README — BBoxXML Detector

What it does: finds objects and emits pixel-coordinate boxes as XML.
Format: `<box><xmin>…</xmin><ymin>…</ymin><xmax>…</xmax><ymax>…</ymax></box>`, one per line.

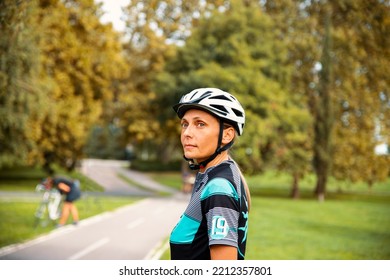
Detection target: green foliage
<box><xmin>119</xmin><ymin>0</ymin><xmax>181</xmax><ymax>150</ymax></box>
<box><xmin>264</xmin><ymin>0</ymin><xmax>390</xmax><ymax>196</ymax></box>
<box><xmin>36</xmin><ymin>0</ymin><xmax>127</xmax><ymax>170</ymax></box>
<box><xmin>84</xmin><ymin>124</ymin><xmax>126</xmax><ymax>160</ymax></box>
<box><xmin>131</xmin><ymin>159</ymin><xmax>182</xmax><ymax>172</ymax></box>
<box><xmin>329</xmin><ymin>0</ymin><xmax>390</xmax><ymax>187</ymax></box>
<box><xmin>0</xmin><ymin>0</ymin><xmax>45</xmax><ymax>168</ymax></box>
<box><xmin>0</xmin><ymin>0</ymin><xmax>128</xmax><ymax>171</ymax></box>
<box><xmin>155</xmin><ymin>0</ymin><xmax>312</xmax><ymax>178</ymax></box>
<box><xmin>0</xmin><ymin>0</ymin><xmax>388</xmax><ymax>197</ymax></box>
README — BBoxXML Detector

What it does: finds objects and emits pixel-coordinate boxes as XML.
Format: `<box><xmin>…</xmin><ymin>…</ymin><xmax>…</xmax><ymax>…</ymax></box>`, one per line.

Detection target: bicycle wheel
<box><xmin>34</xmin><ymin>202</ymin><xmax>50</xmax><ymax>228</ymax></box>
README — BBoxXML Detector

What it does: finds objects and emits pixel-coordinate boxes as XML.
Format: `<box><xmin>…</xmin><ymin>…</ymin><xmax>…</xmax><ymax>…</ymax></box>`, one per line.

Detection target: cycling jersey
<box><xmin>170</xmin><ymin>160</ymin><xmax>249</xmax><ymax>260</ymax></box>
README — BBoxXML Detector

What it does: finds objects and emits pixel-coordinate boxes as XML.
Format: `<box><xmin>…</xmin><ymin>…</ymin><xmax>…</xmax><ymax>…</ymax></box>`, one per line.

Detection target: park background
<box><xmin>0</xmin><ymin>0</ymin><xmax>389</xmax><ymax>259</ymax></box>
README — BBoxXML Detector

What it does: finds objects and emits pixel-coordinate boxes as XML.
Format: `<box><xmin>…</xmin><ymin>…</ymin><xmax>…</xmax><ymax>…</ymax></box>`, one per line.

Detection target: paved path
<box><xmin>80</xmin><ymin>159</ymin><xmax>176</xmax><ymax>196</ymax></box>
<box><xmin>0</xmin><ymin>159</ymin><xmax>189</xmax><ymax>260</ymax></box>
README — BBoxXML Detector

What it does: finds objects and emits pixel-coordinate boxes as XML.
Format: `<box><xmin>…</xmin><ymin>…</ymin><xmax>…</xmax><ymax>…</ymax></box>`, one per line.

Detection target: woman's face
<box><xmin>180</xmin><ymin>109</ymin><xmax>220</xmax><ymax>163</ymax></box>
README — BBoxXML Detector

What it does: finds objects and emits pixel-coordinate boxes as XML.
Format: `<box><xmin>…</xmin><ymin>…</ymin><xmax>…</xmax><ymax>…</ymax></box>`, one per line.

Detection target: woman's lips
<box><xmin>184</xmin><ymin>144</ymin><xmax>196</xmax><ymax>150</ymax></box>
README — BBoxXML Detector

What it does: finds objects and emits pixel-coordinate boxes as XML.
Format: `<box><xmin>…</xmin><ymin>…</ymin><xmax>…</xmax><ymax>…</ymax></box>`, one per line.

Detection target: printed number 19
<box><xmin>211</xmin><ymin>216</ymin><xmax>228</xmax><ymax>239</ymax></box>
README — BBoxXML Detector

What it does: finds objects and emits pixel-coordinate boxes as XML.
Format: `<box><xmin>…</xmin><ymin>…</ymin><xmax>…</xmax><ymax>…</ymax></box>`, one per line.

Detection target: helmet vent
<box><xmin>189</xmin><ymin>91</ymin><xmax>199</xmax><ymax>99</ymax></box>
<box><xmin>209</xmin><ymin>95</ymin><xmax>231</xmax><ymax>101</ymax></box>
<box><xmin>232</xmin><ymin>108</ymin><xmax>244</xmax><ymax>117</ymax></box>
<box><xmin>211</xmin><ymin>104</ymin><xmax>228</xmax><ymax>115</ymax></box>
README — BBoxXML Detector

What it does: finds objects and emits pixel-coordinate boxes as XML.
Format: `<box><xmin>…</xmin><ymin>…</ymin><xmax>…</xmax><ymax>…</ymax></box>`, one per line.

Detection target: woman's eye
<box><xmin>197</xmin><ymin>122</ymin><xmax>205</xmax><ymax>127</ymax></box>
<box><xmin>181</xmin><ymin>122</ymin><xmax>188</xmax><ymax>128</ymax></box>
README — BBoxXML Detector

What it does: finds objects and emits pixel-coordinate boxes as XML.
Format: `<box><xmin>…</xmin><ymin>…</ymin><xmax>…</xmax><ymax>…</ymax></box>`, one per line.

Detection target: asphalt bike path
<box><xmin>0</xmin><ymin>159</ymin><xmax>189</xmax><ymax>260</ymax></box>
<box><xmin>80</xmin><ymin>159</ymin><xmax>177</xmax><ymax>196</ymax></box>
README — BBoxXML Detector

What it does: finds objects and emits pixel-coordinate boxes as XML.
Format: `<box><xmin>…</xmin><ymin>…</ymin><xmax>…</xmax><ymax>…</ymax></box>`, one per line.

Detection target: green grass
<box><xmin>245</xmin><ymin>197</ymin><xmax>390</xmax><ymax>259</ymax></box>
<box><xmin>0</xmin><ymin>195</ymin><xmax>137</xmax><ymax>248</ymax></box>
<box><xmin>147</xmin><ymin>172</ymin><xmax>183</xmax><ymax>191</ymax></box>
<box><xmin>117</xmin><ymin>173</ymin><xmax>172</xmax><ymax>196</ymax></box>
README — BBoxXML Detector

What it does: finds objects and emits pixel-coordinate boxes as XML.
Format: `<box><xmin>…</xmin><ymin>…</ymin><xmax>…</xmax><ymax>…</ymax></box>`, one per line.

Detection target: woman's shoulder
<box><xmin>201</xmin><ymin>177</ymin><xmax>239</xmax><ymax>201</ymax></box>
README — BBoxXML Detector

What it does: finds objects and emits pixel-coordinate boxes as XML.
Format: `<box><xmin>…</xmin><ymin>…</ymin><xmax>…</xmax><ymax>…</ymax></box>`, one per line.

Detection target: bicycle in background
<box><xmin>34</xmin><ymin>183</ymin><xmax>62</xmax><ymax>228</ymax></box>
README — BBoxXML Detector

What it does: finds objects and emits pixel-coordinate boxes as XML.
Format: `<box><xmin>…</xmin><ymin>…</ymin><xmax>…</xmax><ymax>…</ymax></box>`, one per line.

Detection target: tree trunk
<box><xmin>290</xmin><ymin>173</ymin><xmax>300</xmax><ymax>199</ymax></box>
<box><xmin>312</xmin><ymin>7</ymin><xmax>333</xmax><ymax>202</ymax></box>
<box><xmin>314</xmin><ymin>165</ymin><xmax>328</xmax><ymax>202</ymax></box>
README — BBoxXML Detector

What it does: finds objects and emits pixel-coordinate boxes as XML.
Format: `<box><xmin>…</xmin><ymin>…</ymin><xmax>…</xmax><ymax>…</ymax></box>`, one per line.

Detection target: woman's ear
<box><xmin>222</xmin><ymin>126</ymin><xmax>235</xmax><ymax>145</ymax></box>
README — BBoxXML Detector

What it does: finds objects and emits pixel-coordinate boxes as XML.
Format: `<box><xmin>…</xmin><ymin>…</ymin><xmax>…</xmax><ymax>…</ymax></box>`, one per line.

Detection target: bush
<box><xmin>130</xmin><ymin>159</ymin><xmax>182</xmax><ymax>172</ymax></box>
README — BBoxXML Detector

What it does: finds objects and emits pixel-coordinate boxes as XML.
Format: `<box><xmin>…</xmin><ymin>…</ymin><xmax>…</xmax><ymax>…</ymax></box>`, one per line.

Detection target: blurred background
<box><xmin>0</xmin><ymin>0</ymin><xmax>389</xmax><ymax>260</ymax></box>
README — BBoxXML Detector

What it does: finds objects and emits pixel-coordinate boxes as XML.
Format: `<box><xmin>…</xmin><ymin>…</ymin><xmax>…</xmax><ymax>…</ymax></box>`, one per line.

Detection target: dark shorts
<box><xmin>65</xmin><ymin>180</ymin><xmax>81</xmax><ymax>202</ymax></box>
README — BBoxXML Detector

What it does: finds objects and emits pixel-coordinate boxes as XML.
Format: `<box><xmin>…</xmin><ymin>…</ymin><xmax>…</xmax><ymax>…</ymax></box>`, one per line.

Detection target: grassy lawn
<box><xmin>246</xmin><ymin>197</ymin><xmax>390</xmax><ymax>259</ymax></box>
<box><xmin>148</xmin><ymin>171</ymin><xmax>183</xmax><ymax>191</ymax></box>
<box><xmin>0</xmin><ymin>195</ymin><xmax>137</xmax><ymax>248</ymax></box>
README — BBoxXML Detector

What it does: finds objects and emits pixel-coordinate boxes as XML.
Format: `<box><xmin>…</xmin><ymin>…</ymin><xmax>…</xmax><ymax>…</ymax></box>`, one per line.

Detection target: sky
<box><xmin>96</xmin><ymin>0</ymin><xmax>129</xmax><ymax>31</ymax></box>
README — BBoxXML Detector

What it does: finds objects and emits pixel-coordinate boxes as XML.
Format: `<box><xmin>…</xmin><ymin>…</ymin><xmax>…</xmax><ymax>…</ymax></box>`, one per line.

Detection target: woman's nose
<box><xmin>182</xmin><ymin>124</ymin><xmax>193</xmax><ymax>137</ymax></box>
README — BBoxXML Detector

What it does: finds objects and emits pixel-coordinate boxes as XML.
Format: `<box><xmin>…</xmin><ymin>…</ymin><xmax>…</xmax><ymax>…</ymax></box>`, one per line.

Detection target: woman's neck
<box><xmin>199</xmin><ymin>151</ymin><xmax>229</xmax><ymax>173</ymax></box>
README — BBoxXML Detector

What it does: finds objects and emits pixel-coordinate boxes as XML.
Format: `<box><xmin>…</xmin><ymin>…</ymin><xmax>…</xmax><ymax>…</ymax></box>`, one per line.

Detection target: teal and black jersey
<box><xmin>170</xmin><ymin>160</ymin><xmax>249</xmax><ymax>260</ymax></box>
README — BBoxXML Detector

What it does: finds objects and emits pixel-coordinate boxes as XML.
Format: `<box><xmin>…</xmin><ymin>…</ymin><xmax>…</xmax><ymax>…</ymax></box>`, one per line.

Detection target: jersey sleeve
<box><xmin>200</xmin><ymin>177</ymin><xmax>240</xmax><ymax>248</ymax></box>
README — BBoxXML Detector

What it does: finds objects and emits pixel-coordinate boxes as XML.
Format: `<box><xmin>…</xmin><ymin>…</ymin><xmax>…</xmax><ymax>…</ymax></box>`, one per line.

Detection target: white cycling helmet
<box><xmin>173</xmin><ymin>88</ymin><xmax>245</xmax><ymax>135</ymax></box>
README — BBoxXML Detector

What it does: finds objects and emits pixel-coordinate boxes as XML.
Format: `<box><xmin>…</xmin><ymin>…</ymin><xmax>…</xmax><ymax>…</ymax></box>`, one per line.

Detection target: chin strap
<box><xmin>184</xmin><ymin>121</ymin><xmax>234</xmax><ymax>170</ymax></box>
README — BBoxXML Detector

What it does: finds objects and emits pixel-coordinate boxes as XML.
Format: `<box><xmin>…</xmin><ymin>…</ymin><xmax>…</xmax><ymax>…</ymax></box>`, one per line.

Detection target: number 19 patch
<box><xmin>210</xmin><ymin>216</ymin><xmax>229</xmax><ymax>239</ymax></box>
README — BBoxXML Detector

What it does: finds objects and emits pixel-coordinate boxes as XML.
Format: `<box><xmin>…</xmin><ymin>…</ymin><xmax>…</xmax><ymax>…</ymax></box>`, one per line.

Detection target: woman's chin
<box><xmin>184</xmin><ymin>152</ymin><xmax>195</xmax><ymax>159</ymax></box>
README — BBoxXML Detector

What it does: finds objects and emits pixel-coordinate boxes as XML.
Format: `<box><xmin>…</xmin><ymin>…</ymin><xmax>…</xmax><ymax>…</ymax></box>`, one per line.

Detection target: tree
<box><xmin>312</xmin><ymin>8</ymin><xmax>334</xmax><ymax>201</ymax></box>
<box><xmin>154</xmin><ymin>0</ymin><xmax>311</xmax><ymax>177</ymax></box>
<box><xmin>0</xmin><ymin>0</ymin><xmax>46</xmax><ymax>168</ymax></box>
<box><xmin>264</xmin><ymin>0</ymin><xmax>390</xmax><ymax>198</ymax></box>
<box><xmin>37</xmin><ymin>0</ymin><xmax>127</xmax><ymax>171</ymax></box>
<box><xmin>330</xmin><ymin>0</ymin><xmax>390</xmax><ymax>188</ymax></box>
<box><xmin>119</xmin><ymin>0</ymin><xmax>235</xmax><ymax>162</ymax></box>
<box><xmin>262</xmin><ymin>0</ymin><xmax>315</xmax><ymax>198</ymax></box>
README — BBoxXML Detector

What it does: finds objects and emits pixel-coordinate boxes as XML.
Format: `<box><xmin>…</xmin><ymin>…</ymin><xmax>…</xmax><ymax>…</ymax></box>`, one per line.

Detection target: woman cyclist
<box><xmin>170</xmin><ymin>87</ymin><xmax>251</xmax><ymax>260</ymax></box>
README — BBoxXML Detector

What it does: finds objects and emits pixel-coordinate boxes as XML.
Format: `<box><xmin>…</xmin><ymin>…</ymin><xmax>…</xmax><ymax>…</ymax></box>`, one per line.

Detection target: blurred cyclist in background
<box><xmin>42</xmin><ymin>174</ymin><xmax>81</xmax><ymax>227</ymax></box>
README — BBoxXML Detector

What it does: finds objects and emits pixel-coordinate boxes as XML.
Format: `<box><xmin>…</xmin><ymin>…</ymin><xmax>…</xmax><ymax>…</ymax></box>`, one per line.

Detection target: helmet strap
<box><xmin>184</xmin><ymin>121</ymin><xmax>234</xmax><ymax>170</ymax></box>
